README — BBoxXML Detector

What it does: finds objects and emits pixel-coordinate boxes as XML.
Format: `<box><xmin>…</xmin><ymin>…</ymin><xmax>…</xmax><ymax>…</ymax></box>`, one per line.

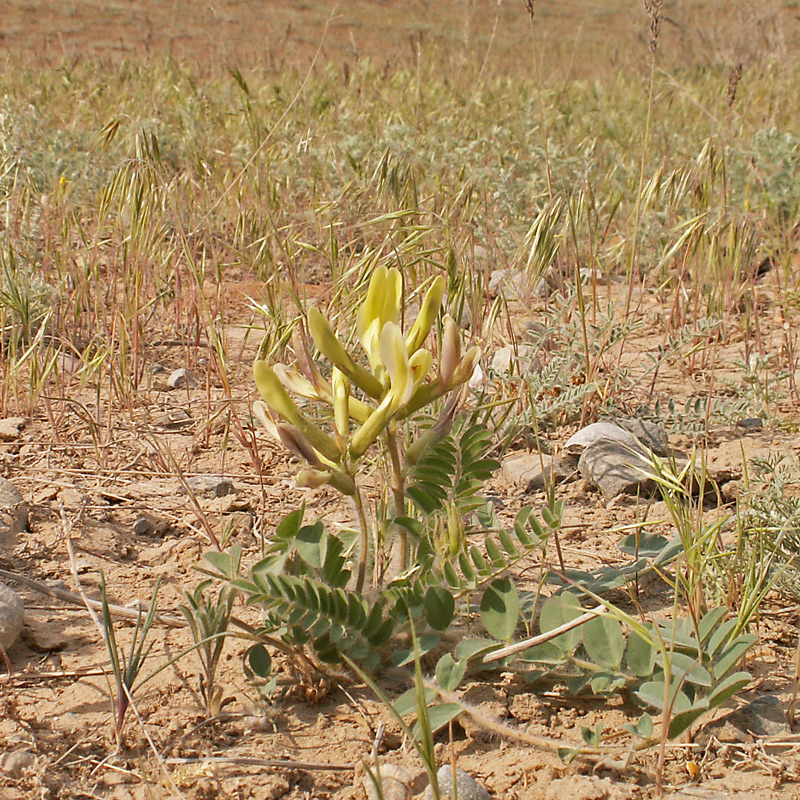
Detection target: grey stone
<box><xmin>167</xmin><ymin>368</ymin><xmax>195</xmax><ymax>390</ymax></box>
<box><xmin>0</xmin><ymin>749</ymin><xmax>35</xmax><ymax>778</ymax></box>
<box><xmin>614</xmin><ymin>418</ymin><xmax>669</xmax><ymax>456</ymax></box>
<box><xmin>149</xmin><ymin>363</ymin><xmax>166</xmax><ymax>375</ymax></box>
<box><xmin>186</xmin><ymin>475</ymin><xmax>234</xmax><ymax>498</ymax></box>
<box><xmin>473</xmin><ymin>244</ymin><xmax>490</xmax><ymax>263</ymax></box>
<box><xmin>501</xmin><ymin>452</ymin><xmax>574</xmax><ymax>492</ymax></box>
<box><xmin>152</xmin><ymin>409</ymin><xmax>193</xmax><ymax>429</ymax></box>
<box><xmin>424</xmin><ymin>766</ymin><xmax>492</xmax><ymax>800</ymax></box>
<box><xmin>363</xmin><ymin>764</ymin><xmax>414</xmax><ymax>800</ymax></box>
<box><xmin>709</xmin><ymin>695</ymin><xmax>790</xmax><ymax>742</ymax></box>
<box><xmin>133</xmin><ymin>516</ymin><xmax>154</xmax><ymax>535</ymax></box>
<box><xmin>488</xmin><ymin>269</ymin><xmax>527</xmax><ymax>301</ymax></box>
<box><xmin>564</xmin><ymin>422</ymin><xmax>643</xmax><ymax>457</ymax></box>
<box><xmin>736</xmin><ymin>417</ymin><xmax>764</xmax><ymax>431</ymax></box>
<box><xmin>0</xmin><ymin>581</ymin><xmax>24</xmax><ymax>651</ymax></box>
<box><xmin>0</xmin><ymin>417</ymin><xmax>25</xmax><ymax>442</ymax></box>
<box><xmin>0</xmin><ymin>476</ymin><xmax>28</xmax><ymax>540</ymax></box>
<box><xmin>490</xmin><ymin>344</ymin><xmax>534</xmax><ymax>375</ymax></box>
<box><xmin>578</xmin><ymin>439</ymin><xmax>654</xmax><ymax>499</ymax></box>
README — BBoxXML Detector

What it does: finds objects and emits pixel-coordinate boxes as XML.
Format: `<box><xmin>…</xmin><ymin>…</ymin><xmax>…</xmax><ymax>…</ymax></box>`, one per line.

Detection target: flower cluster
<box><xmin>252</xmin><ymin>267</ymin><xmax>481</xmax><ymax>489</ymax></box>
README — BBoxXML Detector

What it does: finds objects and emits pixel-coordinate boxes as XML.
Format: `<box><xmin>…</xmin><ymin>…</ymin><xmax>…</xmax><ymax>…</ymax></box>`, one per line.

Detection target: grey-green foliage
<box><xmin>740</xmin><ymin>454</ymin><xmax>800</xmax><ymax>600</ymax></box>
<box><xmin>749</xmin><ymin>127</ymin><xmax>800</xmax><ymax>228</ymax></box>
<box><xmin>201</xmin><ymin>518</ymin><xmax>394</xmax><ymax>672</ymax></box>
<box><xmin>0</xmin><ymin>248</ymin><xmax>57</xmax><ymax>346</ymax></box>
<box><xmin>523</xmin><ymin>598</ymin><xmax>755</xmax><ymax>744</ymax></box>
<box><xmin>201</xmin><ymin>421</ymin><xmax>558</xmax><ymax>672</ymax></box>
<box><xmin>180</xmin><ymin>579</ymin><xmax>237</xmax><ymax>716</ymax></box>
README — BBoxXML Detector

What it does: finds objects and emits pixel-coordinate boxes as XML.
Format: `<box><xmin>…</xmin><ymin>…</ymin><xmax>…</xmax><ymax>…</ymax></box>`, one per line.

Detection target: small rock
<box><xmin>0</xmin><ymin>417</ymin><xmax>26</xmax><ymax>442</ymax></box>
<box><xmin>135</xmin><ymin>514</ymin><xmax>168</xmax><ymax>536</ymax></box>
<box><xmin>736</xmin><ymin>417</ymin><xmax>764</xmax><ymax>431</ymax></box>
<box><xmin>424</xmin><ymin>767</ymin><xmax>492</xmax><ymax>800</ymax></box>
<box><xmin>23</xmin><ymin>616</ymin><xmax>69</xmax><ymax>651</ymax></box>
<box><xmin>488</xmin><ymin>269</ymin><xmax>527</xmax><ymax>301</ymax></box>
<box><xmin>703</xmin><ymin>695</ymin><xmax>790</xmax><ymax>743</ymax></box>
<box><xmin>167</xmin><ymin>368</ymin><xmax>195</xmax><ymax>390</ymax></box>
<box><xmin>545</xmin><ymin>775</ymin><xmax>634</xmax><ymax>800</ymax></box>
<box><xmin>57</xmin><ymin>487</ymin><xmax>86</xmax><ymax>509</ymax></box>
<box><xmin>241</xmin><ymin>714</ymin><xmax>274</xmax><ymax>733</ymax></box>
<box><xmin>363</xmin><ymin>764</ymin><xmax>414</xmax><ymax>800</ymax></box>
<box><xmin>564</xmin><ymin>422</ymin><xmax>643</xmax><ymax>457</ymax></box>
<box><xmin>73</xmin><ymin>557</ymin><xmax>93</xmax><ymax>574</ymax></box>
<box><xmin>133</xmin><ymin>516</ymin><xmax>154</xmax><ymax>536</ymax></box>
<box><xmin>186</xmin><ymin>475</ymin><xmax>234</xmax><ymax>498</ymax></box>
<box><xmin>152</xmin><ymin>409</ymin><xmax>193</xmax><ymax>429</ymax></box>
<box><xmin>473</xmin><ymin>244</ymin><xmax>490</xmax><ymax>263</ymax></box>
<box><xmin>0</xmin><ymin>749</ymin><xmax>35</xmax><ymax>778</ymax></box>
<box><xmin>578</xmin><ymin>439</ymin><xmax>654</xmax><ymax>499</ymax></box>
<box><xmin>33</xmin><ymin>486</ymin><xmax>59</xmax><ymax>504</ymax></box>
<box><xmin>501</xmin><ymin>453</ymin><xmax>574</xmax><ymax>492</ymax></box>
<box><xmin>149</xmin><ymin>363</ymin><xmax>166</xmax><ymax>375</ymax></box>
<box><xmin>490</xmin><ymin>344</ymin><xmax>534</xmax><ymax>375</ymax></box>
<box><xmin>0</xmin><ymin>581</ymin><xmax>24</xmax><ymax>651</ymax></box>
<box><xmin>614</xmin><ymin>418</ymin><xmax>669</xmax><ymax>456</ymax></box>
<box><xmin>0</xmin><ymin>477</ymin><xmax>28</xmax><ymax>540</ymax></box>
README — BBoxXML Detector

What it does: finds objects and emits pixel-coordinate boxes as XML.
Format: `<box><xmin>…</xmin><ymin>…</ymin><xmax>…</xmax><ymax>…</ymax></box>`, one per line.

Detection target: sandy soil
<box><xmin>1</xmin><ymin>2</ymin><xmax>800</xmax><ymax>798</ymax></box>
<box><xmin>0</xmin><ymin>267</ymin><xmax>798</xmax><ymax>800</ymax></box>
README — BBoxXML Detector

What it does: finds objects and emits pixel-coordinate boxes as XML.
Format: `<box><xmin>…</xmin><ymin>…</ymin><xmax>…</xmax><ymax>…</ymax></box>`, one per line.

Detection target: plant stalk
<box><xmin>386</xmin><ymin>425</ymin><xmax>408</xmax><ymax>574</ymax></box>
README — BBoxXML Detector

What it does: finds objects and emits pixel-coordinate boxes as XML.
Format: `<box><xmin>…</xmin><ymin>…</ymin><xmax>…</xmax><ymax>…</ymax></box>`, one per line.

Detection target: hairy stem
<box><xmin>385</xmin><ymin>425</ymin><xmax>408</xmax><ymax>574</ymax></box>
<box><xmin>353</xmin><ymin>485</ymin><xmax>370</xmax><ymax>594</ymax></box>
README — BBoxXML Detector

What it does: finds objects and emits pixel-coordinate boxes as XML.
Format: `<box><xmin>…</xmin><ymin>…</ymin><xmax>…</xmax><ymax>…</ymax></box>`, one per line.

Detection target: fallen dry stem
<box><xmin>165</xmin><ymin>756</ymin><xmax>354</xmax><ymax>771</ymax></box>
<box><xmin>483</xmin><ymin>604</ymin><xmax>608</xmax><ymax>662</ymax></box>
<box><xmin>0</xmin><ymin>566</ymin><xmax>185</xmax><ymax>627</ymax></box>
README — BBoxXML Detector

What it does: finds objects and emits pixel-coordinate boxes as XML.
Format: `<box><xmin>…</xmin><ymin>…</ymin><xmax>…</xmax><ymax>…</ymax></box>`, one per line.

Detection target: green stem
<box><xmin>353</xmin><ymin>485</ymin><xmax>370</xmax><ymax>594</ymax></box>
<box><xmin>385</xmin><ymin>426</ymin><xmax>408</xmax><ymax>574</ymax></box>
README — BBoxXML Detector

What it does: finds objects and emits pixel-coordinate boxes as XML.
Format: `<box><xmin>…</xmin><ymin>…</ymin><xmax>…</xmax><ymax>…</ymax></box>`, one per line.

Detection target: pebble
<box><xmin>0</xmin><ymin>476</ymin><xmax>28</xmax><ymax>541</ymax></box>
<box><xmin>149</xmin><ymin>363</ymin><xmax>166</xmax><ymax>375</ymax></box>
<box><xmin>488</xmin><ymin>268</ymin><xmax>527</xmax><ymax>301</ymax></box>
<box><xmin>736</xmin><ymin>417</ymin><xmax>764</xmax><ymax>431</ymax></box>
<box><xmin>167</xmin><ymin>368</ymin><xmax>195</xmax><ymax>390</ymax></box>
<box><xmin>33</xmin><ymin>486</ymin><xmax>59</xmax><ymax>504</ymax></box>
<box><xmin>363</xmin><ymin>764</ymin><xmax>414</xmax><ymax>800</ymax></box>
<box><xmin>0</xmin><ymin>417</ymin><xmax>26</xmax><ymax>442</ymax></box>
<box><xmin>699</xmin><ymin>695</ymin><xmax>790</xmax><ymax>744</ymax></box>
<box><xmin>0</xmin><ymin>749</ymin><xmax>35</xmax><ymax>778</ymax></box>
<box><xmin>490</xmin><ymin>345</ymin><xmax>534</xmax><ymax>375</ymax></box>
<box><xmin>186</xmin><ymin>475</ymin><xmax>234</xmax><ymax>498</ymax></box>
<box><xmin>152</xmin><ymin>409</ymin><xmax>193</xmax><ymax>429</ymax></box>
<box><xmin>53</xmin><ymin>712</ymin><xmax>82</xmax><ymax>733</ymax></box>
<box><xmin>564</xmin><ymin>422</ymin><xmax>643</xmax><ymax>457</ymax></box>
<box><xmin>501</xmin><ymin>452</ymin><xmax>574</xmax><ymax>492</ymax></box>
<box><xmin>578</xmin><ymin>438</ymin><xmax>654</xmax><ymax>500</ymax></box>
<box><xmin>23</xmin><ymin>616</ymin><xmax>69</xmax><ymax>652</ymax></box>
<box><xmin>0</xmin><ymin>581</ymin><xmax>24</xmax><ymax>651</ymax></box>
<box><xmin>133</xmin><ymin>516</ymin><xmax>154</xmax><ymax>535</ymax></box>
<box><xmin>424</xmin><ymin>767</ymin><xmax>492</xmax><ymax>800</ymax></box>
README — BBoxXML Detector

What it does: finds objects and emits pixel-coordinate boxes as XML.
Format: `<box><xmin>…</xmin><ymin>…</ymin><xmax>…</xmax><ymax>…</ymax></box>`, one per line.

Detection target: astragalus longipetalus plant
<box><xmin>252</xmin><ymin>266</ymin><xmax>480</xmax><ymax>591</ymax></box>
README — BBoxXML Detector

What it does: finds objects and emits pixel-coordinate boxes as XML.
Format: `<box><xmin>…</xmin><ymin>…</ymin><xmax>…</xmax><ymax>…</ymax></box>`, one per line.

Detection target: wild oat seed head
<box><xmin>525</xmin><ymin>0</ymin><xmax>535</xmax><ymax>21</ymax></box>
<box><xmin>727</xmin><ymin>63</ymin><xmax>744</xmax><ymax>108</ymax></box>
<box><xmin>642</xmin><ymin>0</ymin><xmax>664</xmax><ymax>53</ymax></box>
